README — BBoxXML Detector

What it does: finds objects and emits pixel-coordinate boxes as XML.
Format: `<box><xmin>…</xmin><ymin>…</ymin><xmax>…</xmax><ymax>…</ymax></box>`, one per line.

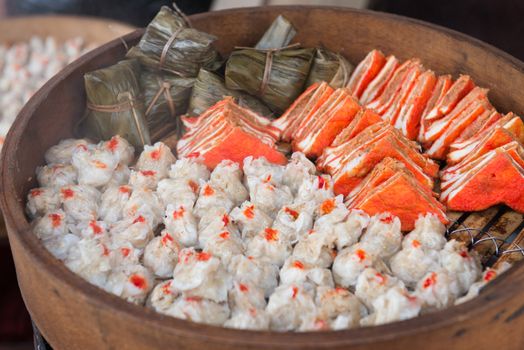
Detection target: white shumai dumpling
<box><xmin>246</xmin><ymin>227</ymin><xmax>292</xmax><ymax>267</ymax></box>
<box><xmin>456</xmin><ymin>262</ymin><xmax>512</xmax><ymax>305</ymax></box>
<box><xmin>294</xmin><ymin>174</ymin><xmax>334</xmax><ymax>206</ymax></box>
<box><xmin>123</xmin><ymin>188</ymin><xmax>163</xmax><ymax>229</ymax></box>
<box><xmin>99</xmin><ymin>185</ymin><xmax>132</xmax><ymax>224</ymax></box>
<box><xmin>227</xmin><ymin>254</ymin><xmax>279</xmax><ymax>298</ymax></box>
<box><xmin>37</xmin><ymin>164</ymin><xmax>77</xmax><ymax>188</ymax></box>
<box><xmin>64</xmin><ymin>237</ymin><xmax>112</xmax><ymax>288</ymax></box>
<box><xmin>243</xmin><ymin>156</ymin><xmax>285</xmax><ymax>189</ymax></box>
<box><xmin>315</xmin><ymin>286</ymin><xmax>367</xmax><ymax>329</ymax></box>
<box><xmin>32</xmin><ymin>210</ymin><xmax>68</xmax><ymax>240</ymax></box>
<box><xmin>230</xmin><ymin>201</ymin><xmax>273</xmax><ymax>240</ymax></box>
<box><xmin>355</xmin><ymin>268</ymin><xmax>403</xmax><ymax>310</ymax></box>
<box><xmin>282</xmin><ymin>152</ymin><xmax>316</xmax><ymax>195</ymax></box>
<box><xmin>42</xmin><ymin>233</ymin><xmax>80</xmax><ymax>260</ymax></box>
<box><xmin>201</xmin><ymin>230</ymin><xmax>244</xmax><ymax>266</ymax></box>
<box><xmin>332</xmin><ymin>243</ymin><xmax>377</xmax><ymax>288</ymax></box>
<box><xmin>44</xmin><ymin>138</ymin><xmax>92</xmax><ymax>165</ymax></box>
<box><xmin>314</xmin><ymin>195</ymin><xmax>348</xmax><ymax>226</ymax></box>
<box><xmin>272</xmin><ymin>203</ymin><xmax>314</xmax><ymax>243</ymax></box>
<box><xmin>359</xmin><ymin>213</ymin><xmax>402</xmax><ymax>260</ymax></box>
<box><xmin>198</xmin><ymin>209</ymin><xmax>239</xmax><ymax>248</ymax></box>
<box><xmin>168</xmin><ymin>157</ymin><xmax>210</xmax><ymax>183</ymax></box>
<box><xmin>59</xmin><ymin>185</ymin><xmax>100</xmax><ymax>223</ymax></box>
<box><xmin>109</xmin><ymin>240</ymin><xmax>143</xmax><ymax>268</ymax></box>
<box><xmin>169</xmin><ymin>296</ymin><xmax>230</xmax><ymax>326</ymax></box>
<box><xmin>361</xmin><ymin>286</ymin><xmax>422</xmax><ymax>326</ymax></box>
<box><xmin>224</xmin><ymin>309</ymin><xmax>270</xmax><ymax>330</ymax></box>
<box><xmin>292</xmin><ymin>229</ymin><xmax>335</xmax><ymax>268</ymax></box>
<box><xmin>135</xmin><ymin>142</ymin><xmax>176</xmax><ymax>178</ymax></box>
<box><xmin>164</xmin><ymin>204</ymin><xmax>198</xmax><ymax>247</ymax></box>
<box><xmin>143</xmin><ymin>231</ymin><xmax>181</xmax><ymax>278</ymax></box>
<box><xmin>75</xmin><ymin>220</ymin><xmax>109</xmax><ymax>240</ymax></box>
<box><xmin>99</xmin><ymin>135</ymin><xmax>134</xmax><ymax>165</ymax></box>
<box><xmin>332</xmin><ymin>209</ymin><xmax>370</xmax><ymax>251</ymax></box>
<box><xmin>415</xmin><ymin>270</ymin><xmax>461</xmax><ymax>311</ymax></box>
<box><xmin>110</xmin><ymin>216</ymin><xmax>154</xmax><ymax>249</ymax></box>
<box><xmin>26</xmin><ymin>187</ymin><xmax>60</xmax><ymax>219</ymax></box>
<box><xmin>193</xmin><ymin>182</ymin><xmax>234</xmax><ymax>219</ymax></box>
<box><xmin>229</xmin><ymin>281</ymin><xmax>267</xmax><ymax>311</ymax></box>
<box><xmin>248</xmin><ymin>179</ymin><xmax>293</xmax><ymax>218</ymax></box>
<box><xmin>105</xmin><ymin>264</ymin><xmax>154</xmax><ymax>304</ymax></box>
<box><xmin>279</xmin><ymin>257</ymin><xmax>334</xmax><ymax>288</ymax></box>
<box><xmin>105</xmin><ymin>164</ymin><xmax>131</xmax><ymax>189</ymax></box>
<box><xmin>403</xmin><ymin>214</ymin><xmax>447</xmax><ymax>251</ymax></box>
<box><xmin>266</xmin><ymin>284</ymin><xmax>317</xmax><ymax>331</ymax></box>
<box><xmin>209</xmin><ymin>160</ymin><xmax>248</xmax><ymax>206</ymax></box>
<box><xmin>439</xmin><ymin>240</ymin><xmax>482</xmax><ymax>294</ymax></box>
<box><xmin>128</xmin><ymin>169</ymin><xmax>162</xmax><ymax>190</ymax></box>
<box><xmin>389</xmin><ymin>244</ymin><xmax>440</xmax><ymax>288</ymax></box>
<box><xmin>157</xmin><ymin>178</ymin><xmax>198</xmax><ymax>209</ymax></box>
<box><xmin>147</xmin><ymin>280</ymin><xmax>178</xmax><ymax>314</ymax></box>
<box><xmin>71</xmin><ymin>146</ymin><xmax>119</xmax><ymax>187</ymax></box>
<box><xmin>172</xmin><ymin>248</ymin><xmax>231</xmax><ymax>303</ymax></box>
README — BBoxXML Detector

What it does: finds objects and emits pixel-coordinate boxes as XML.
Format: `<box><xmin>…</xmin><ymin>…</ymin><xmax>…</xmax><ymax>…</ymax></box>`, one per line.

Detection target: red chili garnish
<box><xmin>284</xmin><ymin>207</ymin><xmax>299</xmax><ymax>220</ymax></box>
<box><xmin>484</xmin><ymin>270</ymin><xmax>497</xmax><ymax>282</ymax></box>
<box><xmin>264</xmin><ymin>228</ymin><xmax>278</xmax><ymax>241</ymax></box>
<box><xmin>291</xmin><ymin>286</ymin><xmax>298</xmax><ymax>299</ymax></box>
<box><xmin>412</xmin><ymin>239</ymin><xmax>421</xmax><ymax>248</ymax></box>
<box><xmin>119</xmin><ymin>186</ymin><xmax>131</xmax><ymax>194</ymax></box>
<box><xmin>161</xmin><ymin>233</ymin><xmax>174</xmax><ymax>246</ymax></box>
<box><xmin>121</xmin><ymin>247</ymin><xmax>131</xmax><ymax>257</ymax></box>
<box><xmin>219</xmin><ymin>231</ymin><xmax>230</xmax><ymax>239</ymax></box>
<box><xmin>222</xmin><ymin>214</ymin><xmax>230</xmax><ymax>227</ymax></box>
<box><xmin>150</xmin><ymin>149</ymin><xmax>161</xmax><ymax>160</ymax></box>
<box><xmin>162</xmin><ymin>281</ymin><xmax>172</xmax><ymax>295</ymax></box>
<box><xmin>380</xmin><ymin>214</ymin><xmax>394</xmax><ymax>224</ymax></box>
<box><xmin>49</xmin><ymin>213</ymin><xmax>62</xmax><ymax>228</ymax></box>
<box><xmin>140</xmin><ymin>170</ymin><xmax>156</xmax><ymax>176</ymax></box>
<box><xmin>375</xmin><ymin>272</ymin><xmax>386</xmax><ymax>285</ymax></box>
<box><xmin>423</xmin><ymin>272</ymin><xmax>437</xmax><ymax>289</ymax></box>
<box><xmin>187</xmin><ymin>152</ymin><xmax>200</xmax><ymax>158</ymax></box>
<box><xmin>129</xmin><ymin>274</ymin><xmax>147</xmax><ymax>290</ymax></box>
<box><xmin>89</xmin><ymin>221</ymin><xmax>103</xmax><ymax>235</ymax></box>
<box><xmin>107</xmin><ymin>137</ymin><xmax>119</xmax><ymax>151</ymax></box>
<box><xmin>243</xmin><ymin>205</ymin><xmax>255</xmax><ymax>219</ymax></box>
<box><xmin>355</xmin><ymin>249</ymin><xmax>367</xmax><ymax>262</ymax></box>
<box><xmin>292</xmin><ymin>260</ymin><xmax>305</xmax><ymax>269</ymax></box>
<box><xmin>197</xmin><ymin>252</ymin><xmax>212</xmax><ymax>261</ymax></box>
<box><xmin>172</xmin><ymin>206</ymin><xmax>185</xmax><ymax>220</ymax></box>
<box><xmin>320</xmin><ymin>198</ymin><xmax>336</xmax><ymax>215</ymax></box>
<box><xmin>460</xmin><ymin>251</ymin><xmax>469</xmax><ymax>258</ymax></box>
<box><xmin>317</xmin><ymin>176</ymin><xmax>326</xmax><ymax>189</ymax></box>
<box><xmin>239</xmin><ymin>283</ymin><xmax>249</xmax><ymax>292</ymax></box>
<box><xmin>102</xmin><ymin>244</ymin><xmax>110</xmax><ymax>256</ymax></box>
<box><xmin>30</xmin><ymin>188</ymin><xmax>43</xmax><ymax>197</ymax></box>
<box><xmin>92</xmin><ymin>160</ymin><xmax>107</xmax><ymax>169</ymax></box>
<box><xmin>188</xmin><ymin>180</ymin><xmax>199</xmax><ymax>193</ymax></box>
<box><xmin>203</xmin><ymin>184</ymin><xmax>214</xmax><ymax>196</ymax></box>
<box><xmin>133</xmin><ymin>216</ymin><xmax>146</xmax><ymax>224</ymax></box>
<box><xmin>61</xmin><ymin>188</ymin><xmax>74</xmax><ymax>199</ymax></box>
<box><xmin>185</xmin><ymin>296</ymin><xmax>202</xmax><ymax>302</ymax></box>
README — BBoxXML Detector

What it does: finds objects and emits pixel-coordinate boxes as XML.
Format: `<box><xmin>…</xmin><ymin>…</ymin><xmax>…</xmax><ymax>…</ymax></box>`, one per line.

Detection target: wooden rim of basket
<box><xmin>1</xmin><ymin>7</ymin><xmax>524</xmax><ymax>347</ymax></box>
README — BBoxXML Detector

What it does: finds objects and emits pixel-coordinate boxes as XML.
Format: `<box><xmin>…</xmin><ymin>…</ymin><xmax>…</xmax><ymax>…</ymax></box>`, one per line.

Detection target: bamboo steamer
<box><xmin>0</xmin><ymin>16</ymin><xmax>134</xmax><ymax>241</ymax></box>
<box><xmin>1</xmin><ymin>7</ymin><xmax>524</xmax><ymax>350</ymax></box>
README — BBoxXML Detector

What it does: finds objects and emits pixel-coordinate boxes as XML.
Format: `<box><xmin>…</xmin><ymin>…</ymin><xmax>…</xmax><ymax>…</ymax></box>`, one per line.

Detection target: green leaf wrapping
<box><xmin>306</xmin><ymin>49</ymin><xmax>354</xmax><ymax>88</ymax></box>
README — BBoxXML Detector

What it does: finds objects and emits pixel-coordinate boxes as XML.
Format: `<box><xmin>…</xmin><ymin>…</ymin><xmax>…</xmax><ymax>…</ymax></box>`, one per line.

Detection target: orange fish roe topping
<box><xmin>197</xmin><ymin>252</ymin><xmax>212</xmax><ymax>261</ymax></box>
<box><xmin>292</xmin><ymin>286</ymin><xmax>299</xmax><ymax>299</ymax></box>
<box><xmin>292</xmin><ymin>260</ymin><xmax>305</xmax><ymax>269</ymax></box>
<box><xmin>102</xmin><ymin>244</ymin><xmax>110</xmax><ymax>256</ymax></box>
<box><xmin>380</xmin><ymin>214</ymin><xmax>394</xmax><ymax>224</ymax></box>
<box><xmin>222</xmin><ymin>214</ymin><xmax>230</xmax><ymax>226</ymax></box>
<box><xmin>187</xmin><ymin>151</ymin><xmax>200</xmax><ymax>158</ymax></box>
<box><xmin>140</xmin><ymin>170</ymin><xmax>156</xmax><ymax>176</ymax></box>
<box><xmin>375</xmin><ymin>272</ymin><xmax>387</xmax><ymax>285</ymax></box>
<box><xmin>484</xmin><ymin>270</ymin><xmax>497</xmax><ymax>282</ymax></box>
<box><xmin>188</xmin><ymin>180</ymin><xmax>199</xmax><ymax>193</ymax></box>
<box><xmin>219</xmin><ymin>231</ymin><xmax>230</xmax><ymax>239</ymax></box>
<box><xmin>411</xmin><ymin>239</ymin><xmax>421</xmax><ymax>248</ymax></box>
<box><xmin>129</xmin><ymin>274</ymin><xmax>147</xmax><ymax>290</ymax></box>
<box><xmin>121</xmin><ymin>247</ymin><xmax>131</xmax><ymax>257</ymax></box>
<box><xmin>119</xmin><ymin>185</ymin><xmax>131</xmax><ymax>194</ymax></box>
<box><xmin>423</xmin><ymin>272</ymin><xmax>438</xmax><ymax>289</ymax></box>
<box><xmin>89</xmin><ymin>221</ymin><xmax>103</xmax><ymax>235</ymax></box>
<box><xmin>331</xmin><ymin>249</ymin><xmax>338</xmax><ymax>258</ymax></box>
<box><xmin>335</xmin><ymin>287</ymin><xmax>346</xmax><ymax>293</ymax></box>
<box><xmin>284</xmin><ymin>207</ymin><xmax>299</xmax><ymax>220</ymax></box>
<box><xmin>150</xmin><ymin>149</ymin><xmax>161</xmax><ymax>160</ymax></box>
<box><xmin>61</xmin><ymin>188</ymin><xmax>74</xmax><ymax>199</ymax></box>
<box><xmin>320</xmin><ymin>198</ymin><xmax>336</xmax><ymax>215</ymax></box>
<box><xmin>308</xmin><ymin>229</ymin><xmax>315</xmax><ymax>235</ymax></box>
<box><xmin>185</xmin><ymin>296</ymin><xmax>202</xmax><ymax>302</ymax></box>
<box><xmin>172</xmin><ymin>206</ymin><xmax>185</xmax><ymax>220</ymax></box>
<box><xmin>355</xmin><ymin>249</ymin><xmax>367</xmax><ymax>262</ymax></box>
<box><xmin>49</xmin><ymin>213</ymin><xmax>62</xmax><ymax>228</ymax></box>
<box><xmin>30</xmin><ymin>188</ymin><xmax>43</xmax><ymax>197</ymax></box>
<box><xmin>162</xmin><ymin>281</ymin><xmax>172</xmax><ymax>295</ymax></box>
<box><xmin>107</xmin><ymin>136</ymin><xmax>119</xmax><ymax>151</ymax></box>
<box><xmin>243</xmin><ymin>205</ymin><xmax>255</xmax><ymax>219</ymax></box>
<box><xmin>264</xmin><ymin>228</ymin><xmax>278</xmax><ymax>241</ymax></box>
<box><xmin>203</xmin><ymin>184</ymin><xmax>215</xmax><ymax>196</ymax></box>
<box><xmin>161</xmin><ymin>233</ymin><xmax>174</xmax><ymax>246</ymax></box>
<box><xmin>317</xmin><ymin>176</ymin><xmax>326</xmax><ymax>189</ymax></box>
<box><xmin>92</xmin><ymin>160</ymin><xmax>107</xmax><ymax>169</ymax></box>
<box><xmin>132</xmin><ymin>215</ymin><xmax>146</xmax><ymax>224</ymax></box>
<box><xmin>247</xmin><ymin>256</ymin><xmax>254</xmax><ymax>260</ymax></box>
<box><xmin>239</xmin><ymin>283</ymin><xmax>249</xmax><ymax>292</ymax></box>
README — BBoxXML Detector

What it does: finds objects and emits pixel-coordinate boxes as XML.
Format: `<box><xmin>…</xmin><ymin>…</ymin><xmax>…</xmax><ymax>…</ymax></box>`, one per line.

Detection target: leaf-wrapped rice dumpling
<box><xmin>83</xmin><ymin>59</ymin><xmax>151</xmax><ymax>149</ymax></box>
<box><xmin>140</xmin><ymin>69</ymin><xmax>194</xmax><ymax>141</ymax></box>
<box><xmin>188</xmin><ymin>68</ymin><xmax>273</xmax><ymax>117</ymax></box>
<box><xmin>127</xmin><ymin>6</ymin><xmax>220</xmax><ymax>77</ymax></box>
<box><xmin>306</xmin><ymin>49</ymin><xmax>354</xmax><ymax>88</ymax></box>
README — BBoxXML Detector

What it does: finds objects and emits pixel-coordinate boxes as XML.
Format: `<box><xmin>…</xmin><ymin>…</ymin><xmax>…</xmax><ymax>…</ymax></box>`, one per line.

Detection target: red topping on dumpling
<box><xmin>161</xmin><ymin>233</ymin><xmax>174</xmax><ymax>246</ymax></box>
<box><xmin>484</xmin><ymin>270</ymin><xmax>497</xmax><ymax>282</ymax></box>
<box><xmin>203</xmin><ymin>184</ymin><xmax>215</xmax><ymax>196</ymax></box>
<box><xmin>292</xmin><ymin>286</ymin><xmax>299</xmax><ymax>299</ymax></box>
<box><xmin>130</xmin><ymin>274</ymin><xmax>147</xmax><ymax>290</ymax></box>
<box><xmin>197</xmin><ymin>252</ymin><xmax>212</xmax><ymax>261</ymax></box>
<box><xmin>284</xmin><ymin>207</ymin><xmax>299</xmax><ymax>220</ymax></box>
<box><xmin>239</xmin><ymin>283</ymin><xmax>249</xmax><ymax>292</ymax></box>
<box><xmin>132</xmin><ymin>216</ymin><xmax>146</xmax><ymax>224</ymax></box>
<box><xmin>30</xmin><ymin>189</ymin><xmax>43</xmax><ymax>197</ymax></box>
<box><xmin>119</xmin><ymin>186</ymin><xmax>131</xmax><ymax>194</ymax></box>
<box><xmin>219</xmin><ymin>231</ymin><xmax>230</xmax><ymax>239</ymax></box>
<box><xmin>89</xmin><ymin>221</ymin><xmax>103</xmax><ymax>235</ymax></box>
<box><xmin>172</xmin><ymin>206</ymin><xmax>185</xmax><ymax>220</ymax></box>
<box><xmin>320</xmin><ymin>198</ymin><xmax>336</xmax><ymax>215</ymax></box>
<box><xmin>264</xmin><ymin>228</ymin><xmax>279</xmax><ymax>241</ymax></box>
<box><xmin>355</xmin><ymin>249</ymin><xmax>367</xmax><ymax>262</ymax></box>
<box><xmin>423</xmin><ymin>272</ymin><xmax>437</xmax><ymax>289</ymax></box>
<box><xmin>222</xmin><ymin>214</ymin><xmax>230</xmax><ymax>226</ymax></box>
<box><xmin>107</xmin><ymin>136</ymin><xmax>119</xmax><ymax>151</ymax></box>
<box><xmin>188</xmin><ymin>180</ymin><xmax>199</xmax><ymax>193</ymax></box>
<box><xmin>162</xmin><ymin>281</ymin><xmax>172</xmax><ymax>295</ymax></box>
<box><xmin>150</xmin><ymin>149</ymin><xmax>161</xmax><ymax>160</ymax></box>
<box><xmin>49</xmin><ymin>213</ymin><xmax>62</xmax><ymax>228</ymax></box>
<box><xmin>411</xmin><ymin>239</ymin><xmax>421</xmax><ymax>248</ymax></box>
<box><xmin>61</xmin><ymin>188</ymin><xmax>74</xmax><ymax>199</ymax></box>
<box><xmin>92</xmin><ymin>160</ymin><xmax>107</xmax><ymax>169</ymax></box>
<box><xmin>243</xmin><ymin>205</ymin><xmax>255</xmax><ymax>219</ymax></box>
<box><xmin>292</xmin><ymin>260</ymin><xmax>305</xmax><ymax>269</ymax></box>
<box><xmin>121</xmin><ymin>247</ymin><xmax>131</xmax><ymax>257</ymax></box>
<box><xmin>140</xmin><ymin>170</ymin><xmax>156</xmax><ymax>176</ymax></box>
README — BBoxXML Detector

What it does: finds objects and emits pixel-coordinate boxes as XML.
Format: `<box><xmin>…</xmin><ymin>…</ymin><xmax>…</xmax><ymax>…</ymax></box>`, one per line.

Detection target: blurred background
<box><xmin>0</xmin><ymin>0</ymin><xmax>522</xmax><ymax>349</ymax></box>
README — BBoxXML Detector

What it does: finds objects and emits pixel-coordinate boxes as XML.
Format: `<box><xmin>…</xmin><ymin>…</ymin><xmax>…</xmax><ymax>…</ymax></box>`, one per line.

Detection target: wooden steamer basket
<box><xmin>1</xmin><ymin>7</ymin><xmax>524</xmax><ymax>350</ymax></box>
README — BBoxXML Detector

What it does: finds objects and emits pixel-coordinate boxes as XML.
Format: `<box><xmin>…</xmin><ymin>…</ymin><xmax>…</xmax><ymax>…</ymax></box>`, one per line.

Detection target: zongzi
<box><xmin>83</xmin><ymin>59</ymin><xmax>151</xmax><ymax>149</ymax></box>
<box><xmin>306</xmin><ymin>49</ymin><xmax>354</xmax><ymax>88</ymax></box>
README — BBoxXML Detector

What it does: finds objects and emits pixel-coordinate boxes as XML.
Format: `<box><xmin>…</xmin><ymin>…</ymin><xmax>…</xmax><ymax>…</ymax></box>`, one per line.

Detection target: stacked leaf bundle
<box><xmin>176</xmin><ymin>97</ymin><xmax>287</xmax><ymax>168</ymax></box>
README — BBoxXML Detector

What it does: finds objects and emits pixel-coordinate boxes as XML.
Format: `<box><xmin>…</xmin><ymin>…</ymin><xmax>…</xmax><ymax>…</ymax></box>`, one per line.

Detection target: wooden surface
<box><xmin>1</xmin><ymin>6</ymin><xmax>524</xmax><ymax>350</ymax></box>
